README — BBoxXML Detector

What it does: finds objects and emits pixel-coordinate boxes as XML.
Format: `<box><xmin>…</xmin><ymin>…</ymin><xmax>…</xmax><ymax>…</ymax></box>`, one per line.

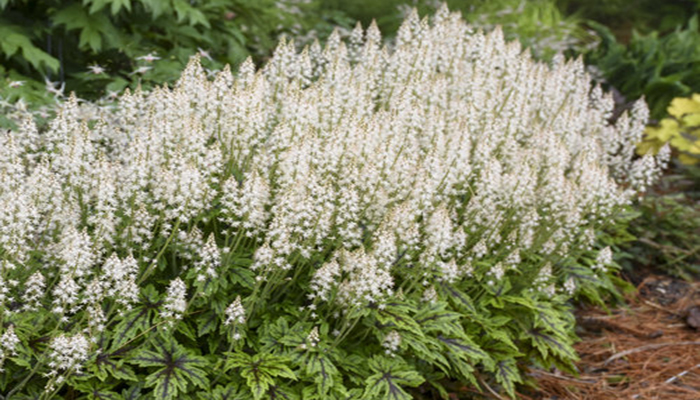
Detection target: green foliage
<box><xmin>224</xmin><ymin>353</ymin><xmax>296</xmax><ymax>399</ymax></box>
<box><xmin>0</xmin><ymin>250</ymin><xmax>612</xmax><ymax>398</ymax></box>
<box><xmin>132</xmin><ymin>338</ymin><xmax>209</xmax><ymax>399</ymax></box>
<box><xmin>363</xmin><ymin>356</ymin><xmax>425</xmax><ymax>400</ymax></box>
<box><xmin>0</xmin><ymin>25</ymin><xmax>59</xmax><ymax>72</ymax></box>
<box><xmin>557</xmin><ymin>0</ymin><xmax>699</xmax><ymax>34</ymax></box>
<box><xmin>322</xmin><ymin>0</ymin><xmax>595</xmax><ymax>60</ymax></box>
<box><xmin>586</xmin><ymin>16</ymin><xmax>700</xmax><ymax>119</ymax></box>
<box><xmin>0</xmin><ymin>0</ymin><xmax>350</xmax><ymax>104</ymax></box>
<box><xmin>619</xmin><ymin>169</ymin><xmax>700</xmax><ymax>280</ymax></box>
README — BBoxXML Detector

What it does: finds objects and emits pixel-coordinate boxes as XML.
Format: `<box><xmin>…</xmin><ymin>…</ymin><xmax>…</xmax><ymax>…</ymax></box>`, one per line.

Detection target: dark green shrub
<box><xmin>0</xmin><ymin>0</ymin><xmax>349</xmax><ymax>104</ymax></box>
<box><xmin>557</xmin><ymin>0</ymin><xmax>698</xmax><ymax>35</ymax></box>
<box><xmin>585</xmin><ymin>16</ymin><xmax>700</xmax><ymax>119</ymax></box>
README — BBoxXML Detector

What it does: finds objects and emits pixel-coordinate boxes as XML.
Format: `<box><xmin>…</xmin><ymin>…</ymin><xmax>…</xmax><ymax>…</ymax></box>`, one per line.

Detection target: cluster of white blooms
<box><xmin>51</xmin><ymin>226</ymin><xmax>99</xmax><ymax>315</ymax></box>
<box><xmin>563</xmin><ymin>278</ymin><xmax>577</xmax><ymax>295</ymax></box>
<box><xmin>47</xmin><ymin>334</ymin><xmax>90</xmax><ymax>375</ymax></box>
<box><xmin>486</xmin><ymin>263</ymin><xmax>506</xmax><ymax>286</ymax></box>
<box><xmin>221</xmin><ymin>171</ymin><xmax>271</xmax><ymax>236</ymax></box>
<box><xmin>100</xmin><ymin>254</ymin><xmax>140</xmax><ymax>311</ymax></box>
<box><xmin>422</xmin><ymin>285</ymin><xmax>438</xmax><ymax>303</ymax></box>
<box><xmin>224</xmin><ymin>296</ymin><xmax>246</xmax><ymax>340</ymax></box>
<box><xmin>224</xmin><ymin>296</ymin><xmax>246</xmax><ymax>326</ymax></box>
<box><xmin>336</xmin><ymin>249</ymin><xmax>394</xmax><ymax>307</ymax></box>
<box><xmin>309</xmin><ymin>259</ymin><xmax>340</xmax><ymax>301</ymax></box>
<box><xmin>193</xmin><ymin>235</ymin><xmax>221</xmax><ymax>281</ymax></box>
<box><xmin>306</xmin><ymin>326</ymin><xmax>320</xmax><ymax>348</ymax></box>
<box><xmin>533</xmin><ymin>263</ymin><xmax>556</xmax><ymax>297</ymax></box>
<box><xmin>382</xmin><ymin>330</ymin><xmax>402</xmax><ymax>356</ymax></box>
<box><xmin>593</xmin><ymin>247</ymin><xmax>613</xmax><ymax>272</ymax></box>
<box><xmin>0</xmin><ymin>325</ymin><xmax>19</xmax><ymax>371</ymax></box>
<box><xmin>162</xmin><ymin>278</ymin><xmax>187</xmax><ymax>324</ymax></box>
<box><xmin>22</xmin><ymin>272</ymin><xmax>45</xmax><ymax>311</ymax></box>
<box><xmin>0</xmin><ymin>6</ymin><xmax>665</xmax><ymax>321</ymax></box>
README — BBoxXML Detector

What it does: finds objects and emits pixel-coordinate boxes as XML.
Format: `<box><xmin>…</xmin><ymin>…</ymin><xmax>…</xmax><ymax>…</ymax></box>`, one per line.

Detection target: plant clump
<box><xmin>0</xmin><ymin>6</ymin><xmax>668</xmax><ymax>399</ymax></box>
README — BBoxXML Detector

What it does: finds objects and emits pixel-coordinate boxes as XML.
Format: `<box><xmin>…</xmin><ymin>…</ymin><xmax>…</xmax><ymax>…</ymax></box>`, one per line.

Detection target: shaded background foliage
<box><xmin>3</xmin><ymin>0</ymin><xmax>700</xmax><ymax>120</ymax></box>
<box><xmin>0</xmin><ymin>0</ymin><xmax>597</xmax><ymax>105</ymax></box>
<box><xmin>0</xmin><ymin>0</ymin><xmax>352</xmax><ymax>104</ymax></box>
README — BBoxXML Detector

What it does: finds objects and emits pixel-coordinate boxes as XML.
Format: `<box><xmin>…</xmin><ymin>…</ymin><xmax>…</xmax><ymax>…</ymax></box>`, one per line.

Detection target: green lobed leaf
<box><xmin>374</xmin><ymin>302</ymin><xmax>422</xmax><ymax>337</ymax></box>
<box><xmin>109</xmin><ymin>296</ymin><xmax>160</xmax><ymax>350</ymax></box>
<box><xmin>52</xmin><ymin>3</ymin><xmax>120</xmax><ymax>52</ymax></box>
<box><xmin>437</xmin><ymin>334</ymin><xmax>489</xmax><ymax>365</ymax></box>
<box><xmin>302</xmin><ymin>350</ymin><xmax>339</xmax><ymax>395</ymax></box>
<box><xmin>529</xmin><ymin>329</ymin><xmax>574</xmax><ymax>358</ymax></box>
<box><xmin>0</xmin><ymin>25</ymin><xmax>59</xmax><ymax>72</ymax></box>
<box><xmin>204</xmin><ymin>384</ymin><xmax>250</xmax><ymax>400</ymax></box>
<box><xmin>224</xmin><ymin>352</ymin><xmax>297</xmax><ymax>400</ymax></box>
<box><xmin>414</xmin><ymin>301</ymin><xmax>463</xmax><ymax>336</ymax></box>
<box><xmin>172</xmin><ymin>0</ymin><xmax>210</xmax><ymax>28</ymax></box>
<box><xmin>131</xmin><ymin>338</ymin><xmax>209</xmax><ymax>399</ymax></box>
<box><xmin>72</xmin><ymin>379</ymin><xmax>122</xmax><ymax>400</ymax></box>
<box><xmin>363</xmin><ymin>356</ymin><xmax>424</xmax><ymax>400</ymax></box>
<box><xmin>492</xmin><ymin>359</ymin><xmax>523</xmax><ymax>399</ymax></box>
<box><xmin>92</xmin><ymin>352</ymin><xmax>139</xmax><ymax>382</ymax></box>
<box><xmin>139</xmin><ymin>0</ymin><xmax>169</xmax><ymax>18</ymax></box>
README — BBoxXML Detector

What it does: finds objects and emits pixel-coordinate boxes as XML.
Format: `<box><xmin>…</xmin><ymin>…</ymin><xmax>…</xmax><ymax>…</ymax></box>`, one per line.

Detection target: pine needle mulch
<box><xmin>524</xmin><ymin>275</ymin><xmax>700</xmax><ymax>400</ymax></box>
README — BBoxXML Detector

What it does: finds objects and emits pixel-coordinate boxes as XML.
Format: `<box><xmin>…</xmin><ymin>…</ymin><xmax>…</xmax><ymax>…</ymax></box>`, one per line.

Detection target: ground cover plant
<box><xmin>0</xmin><ymin>6</ymin><xmax>670</xmax><ymax>399</ymax></box>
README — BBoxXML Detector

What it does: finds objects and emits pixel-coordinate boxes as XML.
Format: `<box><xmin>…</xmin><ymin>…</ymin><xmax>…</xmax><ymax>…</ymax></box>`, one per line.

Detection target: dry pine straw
<box><xmin>524</xmin><ymin>276</ymin><xmax>700</xmax><ymax>400</ymax></box>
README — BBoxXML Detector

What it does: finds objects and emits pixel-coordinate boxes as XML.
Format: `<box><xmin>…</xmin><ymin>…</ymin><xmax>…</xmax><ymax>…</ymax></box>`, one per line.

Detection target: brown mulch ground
<box><xmin>524</xmin><ymin>274</ymin><xmax>700</xmax><ymax>400</ymax></box>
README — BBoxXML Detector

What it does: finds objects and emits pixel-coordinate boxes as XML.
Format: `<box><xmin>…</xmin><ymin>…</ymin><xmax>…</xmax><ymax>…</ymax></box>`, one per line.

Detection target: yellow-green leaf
<box><xmin>645</xmin><ymin>119</ymin><xmax>679</xmax><ymax>142</ymax></box>
<box><xmin>671</xmin><ymin>135</ymin><xmax>693</xmax><ymax>151</ymax></box>
<box><xmin>681</xmin><ymin>113</ymin><xmax>700</xmax><ymax>128</ymax></box>
<box><xmin>668</xmin><ymin>97</ymin><xmax>700</xmax><ymax>118</ymax></box>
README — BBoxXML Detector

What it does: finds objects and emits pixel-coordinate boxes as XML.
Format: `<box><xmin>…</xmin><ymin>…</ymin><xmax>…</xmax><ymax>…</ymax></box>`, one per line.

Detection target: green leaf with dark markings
<box><xmin>437</xmin><ymin>335</ymin><xmax>488</xmax><ymax>362</ymax></box>
<box><xmin>362</xmin><ymin>356</ymin><xmax>424</xmax><ymax>400</ymax></box>
<box><xmin>527</xmin><ymin>328</ymin><xmax>578</xmax><ymax>360</ymax></box>
<box><xmin>131</xmin><ymin>338</ymin><xmax>209</xmax><ymax>399</ymax></box>
<box><xmin>302</xmin><ymin>350</ymin><xmax>339</xmax><ymax>395</ymax></box>
<box><xmin>225</xmin><ymin>352</ymin><xmax>297</xmax><ymax>400</ymax></box>
<box><xmin>110</xmin><ymin>285</ymin><xmax>160</xmax><ymax>350</ymax></box>
<box><xmin>491</xmin><ymin>359</ymin><xmax>522</xmax><ymax>398</ymax></box>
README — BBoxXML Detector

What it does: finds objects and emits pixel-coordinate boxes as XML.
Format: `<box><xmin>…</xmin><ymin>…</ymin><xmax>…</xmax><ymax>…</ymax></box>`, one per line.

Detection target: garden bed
<box><xmin>526</xmin><ymin>272</ymin><xmax>700</xmax><ymax>399</ymax></box>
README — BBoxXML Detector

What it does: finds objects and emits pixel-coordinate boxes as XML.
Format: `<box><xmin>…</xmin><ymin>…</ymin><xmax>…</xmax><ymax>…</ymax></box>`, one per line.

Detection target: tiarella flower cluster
<box><xmin>162</xmin><ymin>278</ymin><xmax>187</xmax><ymax>324</ymax></box>
<box><xmin>224</xmin><ymin>296</ymin><xmax>246</xmax><ymax>340</ymax></box>
<box><xmin>304</xmin><ymin>326</ymin><xmax>320</xmax><ymax>349</ymax></box>
<box><xmin>382</xmin><ymin>330</ymin><xmax>402</xmax><ymax>356</ymax></box>
<box><xmin>46</xmin><ymin>334</ymin><xmax>90</xmax><ymax>377</ymax></box>
<box><xmin>0</xmin><ymin>326</ymin><xmax>19</xmax><ymax>371</ymax></box>
<box><xmin>593</xmin><ymin>247</ymin><xmax>613</xmax><ymax>272</ymax></box>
